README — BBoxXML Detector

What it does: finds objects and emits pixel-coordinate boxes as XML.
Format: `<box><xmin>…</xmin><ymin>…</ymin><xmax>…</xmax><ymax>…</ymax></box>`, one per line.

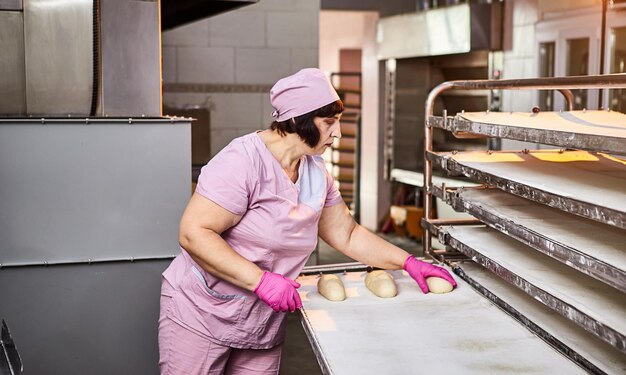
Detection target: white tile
<box><xmin>502</xmin><ymin>89</ymin><xmax>533</xmax><ymax>112</ymax></box>
<box><xmin>290</xmin><ymin>48</ymin><xmax>318</xmax><ymax>72</ymax></box>
<box><xmin>209</xmin><ymin>93</ymin><xmax>263</xmax><ymax>129</ymax></box>
<box><xmin>359</xmin><ymin>191</ymin><xmax>379</xmax><ymax>230</ymax></box>
<box><xmin>515</xmin><ymin>90</ymin><xmax>534</xmax><ymax>111</ymax></box>
<box><xmin>162</xmin><ymin>19</ymin><xmax>209</xmax><ymax>47</ymax></box>
<box><xmin>501</xmin><ymin>90</ymin><xmax>513</xmax><ymax>112</ymax></box>
<box><xmin>310</xmin><ymin>11</ymin><xmax>319</xmax><ymax>48</ymax></box>
<box><xmin>502</xmin><ymin>57</ymin><xmax>525</xmax><ymax>79</ymax></box>
<box><xmin>261</xmin><ymin>94</ymin><xmax>276</xmax><ymax>126</ymax></box>
<box><xmin>294</xmin><ymin>0</ymin><xmax>320</xmax><ymax>10</ymax></box>
<box><xmin>512</xmin><ymin>0</ymin><xmax>539</xmax><ymax>26</ymax></box>
<box><xmin>211</xmin><ymin>128</ymin><xmax>256</xmax><ymax>157</ymax></box>
<box><xmin>177</xmin><ymin>47</ymin><xmax>235</xmax><ymax>84</ymax></box>
<box><xmin>512</xmin><ymin>24</ymin><xmax>535</xmax><ymax>58</ymax></box>
<box><xmin>162</xmin><ymin>93</ymin><xmax>212</xmax><ymax>111</ymax></box>
<box><xmin>521</xmin><ymin>57</ymin><xmax>536</xmax><ymax>79</ymax></box>
<box><xmin>208</xmin><ymin>11</ymin><xmax>265</xmax><ymax>47</ymax></box>
<box><xmin>162</xmin><ymin>47</ymin><xmax>177</xmax><ymax>83</ymax></box>
<box><xmin>235</xmin><ymin>48</ymin><xmax>291</xmax><ymax>84</ymax></box>
<box><xmin>267</xmin><ymin>11</ymin><xmax>315</xmax><ymax>48</ymax></box>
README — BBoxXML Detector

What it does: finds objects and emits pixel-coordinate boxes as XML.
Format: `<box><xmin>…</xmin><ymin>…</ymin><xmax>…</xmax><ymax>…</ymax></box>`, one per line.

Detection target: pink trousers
<box><xmin>158</xmin><ymin>295</ymin><xmax>283</xmax><ymax>375</ymax></box>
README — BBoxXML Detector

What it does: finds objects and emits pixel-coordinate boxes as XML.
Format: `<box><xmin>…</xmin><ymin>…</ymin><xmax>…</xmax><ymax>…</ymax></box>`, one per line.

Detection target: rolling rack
<box><xmin>422</xmin><ymin>74</ymin><xmax>626</xmax><ymax>374</ymax></box>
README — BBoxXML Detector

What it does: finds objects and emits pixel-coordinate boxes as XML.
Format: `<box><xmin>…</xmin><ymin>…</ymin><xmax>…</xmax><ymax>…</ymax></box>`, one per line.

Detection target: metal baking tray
<box><xmin>454</xmin><ymin>262</ymin><xmax>626</xmax><ymax>375</ymax></box>
<box><xmin>429</xmin><ymin>110</ymin><xmax>626</xmax><ymax>156</ymax></box>
<box><xmin>296</xmin><ymin>265</ymin><xmax>588</xmax><ymax>375</ymax></box>
<box><xmin>434</xmin><ymin>225</ymin><xmax>626</xmax><ymax>353</ymax></box>
<box><xmin>426</xmin><ymin>149</ymin><xmax>626</xmax><ymax>229</ymax></box>
<box><xmin>431</xmin><ymin>185</ymin><xmax>626</xmax><ymax>292</ymax></box>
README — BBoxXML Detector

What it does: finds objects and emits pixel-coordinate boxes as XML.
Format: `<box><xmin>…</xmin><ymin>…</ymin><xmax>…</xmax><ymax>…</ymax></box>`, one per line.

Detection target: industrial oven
<box><xmin>296</xmin><ymin>75</ymin><xmax>626</xmax><ymax>374</ymax></box>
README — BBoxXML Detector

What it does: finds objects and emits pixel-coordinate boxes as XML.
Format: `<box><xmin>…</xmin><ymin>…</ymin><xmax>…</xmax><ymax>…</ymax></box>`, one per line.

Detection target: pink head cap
<box><xmin>270</xmin><ymin>68</ymin><xmax>340</xmax><ymax>122</ymax></box>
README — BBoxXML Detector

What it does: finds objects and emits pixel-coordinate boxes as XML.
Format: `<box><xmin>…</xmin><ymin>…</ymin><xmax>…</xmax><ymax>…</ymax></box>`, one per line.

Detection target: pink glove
<box><xmin>404</xmin><ymin>256</ymin><xmax>457</xmax><ymax>294</ymax></box>
<box><xmin>254</xmin><ymin>271</ymin><xmax>303</xmax><ymax>312</ymax></box>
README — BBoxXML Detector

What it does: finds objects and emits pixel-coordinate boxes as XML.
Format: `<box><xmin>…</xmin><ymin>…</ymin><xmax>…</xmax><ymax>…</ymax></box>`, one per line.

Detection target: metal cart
<box><xmin>297</xmin><ymin>74</ymin><xmax>626</xmax><ymax>374</ymax></box>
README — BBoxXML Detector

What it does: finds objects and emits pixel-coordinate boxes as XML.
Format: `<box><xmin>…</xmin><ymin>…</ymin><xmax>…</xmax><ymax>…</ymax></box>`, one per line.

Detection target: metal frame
<box><xmin>0</xmin><ymin>117</ymin><xmax>191</xmax><ymax>125</ymax></box>
<box><xmin>299</xmin><ymin>310</ymin><xmax>333</xmax><ymax>375</ymax></box>
<box><xmin>300</xmin><ymin>262</ymin><xmax>370</xmax><ymax>276</ymax></box>
<box><xmin>0</xmin><ymin>320</ymin><xmax>22</xmax><ymax>375</ymax></box>
<box><xmin>422</xmin><ymin>73</ymin><xmax>626</xmax><ymax>258</ymax></box>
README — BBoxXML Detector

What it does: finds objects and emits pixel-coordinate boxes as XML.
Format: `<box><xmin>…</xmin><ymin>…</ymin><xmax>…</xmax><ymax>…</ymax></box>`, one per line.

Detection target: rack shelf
<box><xmin>455</xmin><ymin>262</ymin><xmax>626</xmax><ymax>374</ymax></box>
<box><xmin>426</xmin><ymin>149</ymin><xmax>626</xmax><ymax>229</ymax></box>
<box><xmin>429</xmin><ymin>110</ymin><xmax>626</xmax><ymax>155</ymax></box>
<box><xmin>431</xmin><ymin>186</ymin><xmax>626</xmax><ymax>292</ymax></box>
<box><xmin>437</xmin><ymin>225</ymin><xmax>626</xmax><ymax>353</ymax></box>
<box><xmin>421</xmin><ymin>75</ymin><xmax>626</xmax><ymax>371</ymax></box>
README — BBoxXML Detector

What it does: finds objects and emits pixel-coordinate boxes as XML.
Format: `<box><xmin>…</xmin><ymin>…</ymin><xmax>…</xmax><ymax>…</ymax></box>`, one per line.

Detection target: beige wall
<box><xmin>319</xmin><ymin>10</ymin><xmax>386</xmax><ymax>230</ymax></box>
<box><xmin>537</xmin><ymin>0</ymin><xmax>597</xmax><ymax>13</ymax></box>
<box><xmin>162</xmin><ymin>0</ymin><xmax>320</xmax><ymax>156</ymax></box>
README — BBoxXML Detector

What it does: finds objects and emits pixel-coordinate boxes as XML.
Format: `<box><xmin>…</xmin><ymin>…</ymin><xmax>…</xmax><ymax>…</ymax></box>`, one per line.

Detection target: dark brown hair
<box><xmin>270</xmin><ymin>100</ymin><xmax>344</xmax><ymax>148</ymax></box>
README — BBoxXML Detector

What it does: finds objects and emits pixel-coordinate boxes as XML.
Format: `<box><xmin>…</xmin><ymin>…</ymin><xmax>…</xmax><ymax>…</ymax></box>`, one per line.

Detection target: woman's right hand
<box><xmin>254</xmin><ymin>271</ymin><xmax>303</xmax><ymax>312</ymax></box>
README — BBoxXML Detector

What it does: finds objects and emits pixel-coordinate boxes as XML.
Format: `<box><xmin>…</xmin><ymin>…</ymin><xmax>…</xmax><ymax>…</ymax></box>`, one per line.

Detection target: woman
<box><xmin>158</xmin><ymin>68</ymin><xmax>456</xmax><ymax>374</ymax></box>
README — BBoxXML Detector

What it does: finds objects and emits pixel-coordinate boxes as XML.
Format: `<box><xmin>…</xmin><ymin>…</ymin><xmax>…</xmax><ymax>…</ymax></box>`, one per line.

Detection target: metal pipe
<box><xmin>0</xmin><ymin>117</ymin><xmax>190</xmax><ymax>124</ymax></box>
<box><xmin>301</xmin><ymin>262</ymin><xmax>369</xmax><ymax>276</ymax></box>
<box><xmin>429</xmin><ymin>73</ymin><xmax>626</xmax><ymax>91</ymax></box>
<box><xmin>428</xmin><ymin>218</ymin><xmax>482</xmax><ymax>226</ymax></box>
<box><xmin>422</xmin><ymin>73</ymin><xmax>626</xmax><ymax>258</ymax></box>
<box><xmin>599</xmin><ymin>0</ymin><xmax>608</xmax><ymax>108</ymax></box>
<box><xmin>0</xmin><ymin>254</ymin><xmax>176</xmax><ymax>269</ymax></box>
<box><xmin>558</xmin><ymin>89</ymin><xmax>574</xmax><ymax>111</ymax></box>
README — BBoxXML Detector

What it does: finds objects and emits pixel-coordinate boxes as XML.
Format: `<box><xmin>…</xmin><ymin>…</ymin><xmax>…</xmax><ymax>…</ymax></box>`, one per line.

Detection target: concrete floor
<box><xmin>278</xmin><ymin>234</ymin><xmax>422</xmax><ymax>375</ymax></box>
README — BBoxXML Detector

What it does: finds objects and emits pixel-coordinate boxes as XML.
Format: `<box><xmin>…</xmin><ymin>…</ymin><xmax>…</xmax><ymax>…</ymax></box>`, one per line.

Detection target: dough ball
<box><xmin>365</xmin><ymin>270</ymin><xmax>397</xmax><ymax>298</ymax></box>
<box><xmin>317</xmin><ymin>274</ymin><xmax>346</xmax><ymax>301</ymax></box>
<box><xmin>426</xmin><ymin>277</ymin><xmax>453</xmax><ymax>294</ymax></box>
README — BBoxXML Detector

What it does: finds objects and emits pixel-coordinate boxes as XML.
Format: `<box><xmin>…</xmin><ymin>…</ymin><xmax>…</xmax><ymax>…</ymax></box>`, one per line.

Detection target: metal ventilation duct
<box><xmin>376</xmin><ymin>2</ymin><xmax>503</xmax><ymax>60</ymax></box>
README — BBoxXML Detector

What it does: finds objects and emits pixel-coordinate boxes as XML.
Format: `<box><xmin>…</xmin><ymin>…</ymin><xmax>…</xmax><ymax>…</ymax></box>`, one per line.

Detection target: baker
<box><xmin>157</xmin><ymin>68</ymin><xmax>457</xmax><ymax>374</ymax></box>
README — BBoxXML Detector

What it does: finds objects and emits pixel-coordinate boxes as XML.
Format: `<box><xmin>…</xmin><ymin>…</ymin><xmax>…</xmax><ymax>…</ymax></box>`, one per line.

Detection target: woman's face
<box><xmin>310</xmin><ymin>114</ymin><xmax>342</xmax><ymax>154</ymax></box>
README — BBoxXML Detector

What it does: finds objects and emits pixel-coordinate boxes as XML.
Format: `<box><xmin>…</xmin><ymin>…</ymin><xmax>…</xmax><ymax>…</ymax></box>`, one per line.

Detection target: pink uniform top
<box><xmin>161</xmin><ymin>132</ymin><xmax>343</xmax><ymax>349</ymax></box>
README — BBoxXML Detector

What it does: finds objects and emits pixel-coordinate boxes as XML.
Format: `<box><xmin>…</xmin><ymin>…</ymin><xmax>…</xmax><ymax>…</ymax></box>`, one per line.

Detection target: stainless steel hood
<box><xmin>376</xmin><ymin>2</ymin><xmax>503</xmax><ymax>60</ymax></box>
<box><xmin>0</xmin><ymin>0</ymin><xmax>260</xmax><ymax>117</ymax></box>
<box><xmin>161</xmin><ymin>0</ymin><xmax>258</xmax><ymax>30</ymax></box>
<box><xmin>0</xmin><ymin>0</ymin><xmax>162</xmax><ymax>117</ymax></box>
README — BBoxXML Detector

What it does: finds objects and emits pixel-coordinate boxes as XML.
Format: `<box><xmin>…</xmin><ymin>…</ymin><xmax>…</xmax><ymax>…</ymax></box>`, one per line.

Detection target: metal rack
<box><xmin>422</xmin><ymin>74</ymin><xmax>626</xmax><ymax>372</ymax></box>
<box><xmin>330</xmin><ymin>72</ymin><xmax>362</xmax><ymax>221</ymax></box>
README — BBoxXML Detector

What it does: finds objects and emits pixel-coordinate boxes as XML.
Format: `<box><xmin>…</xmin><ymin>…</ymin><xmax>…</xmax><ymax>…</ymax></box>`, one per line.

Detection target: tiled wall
<box><xmin>162</xmin><ymin>0</ymin><xmax>320</xmax><ymax>156</ymax></box>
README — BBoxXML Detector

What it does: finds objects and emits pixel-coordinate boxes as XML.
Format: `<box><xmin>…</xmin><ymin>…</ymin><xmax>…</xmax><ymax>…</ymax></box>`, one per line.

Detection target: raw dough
<box><xmin>426</xmin><ymin>277</ymin><xmax>453</xmax><ymax>294</ymax></box>
<box><xmin>317</xmin><ymin>274</ymin><xmax>346</xmax><ymax>301</ymax></box>
<box><xmin>364</xmin><ymin>270</ymin><xmax>397</xmax><ymax>298</ymax></box>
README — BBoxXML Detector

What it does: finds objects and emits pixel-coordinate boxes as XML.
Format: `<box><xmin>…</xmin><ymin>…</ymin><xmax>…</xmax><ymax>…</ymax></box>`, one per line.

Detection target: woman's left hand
<box><xmin>403</xmin><ymin>256</ymin><xmax>457</xmax><ymax>294</ymax></box>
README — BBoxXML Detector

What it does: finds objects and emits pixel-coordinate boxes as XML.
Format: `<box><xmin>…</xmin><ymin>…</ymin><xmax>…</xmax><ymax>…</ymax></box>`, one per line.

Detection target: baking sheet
<box><xmin>458</xmin><ymin>262</ymin><xmax>626</xmax><ymax>375</ymax></box>
<box><xmin>430</xmin><ymin>110</ymin><xmax>626</xmax><ymax>155</ymax></box>
<box><xmin>444</xmin><ymin>226</ymin><xmax>626</xmax><ymax>352</ymax></box>
<box><xmin>440</xmin><ymin>186</ymin><xmax>626</xmax><ymax>292</ymax></box>
<box><xmin>296</xmin><ymin>269</ymin><xmax>587</xmax><ymax>374</ymax></box>
<box><xmin>427</xmin><ymin>149</ymin><xmax>626</xmax><ymax>229</ymax></box>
